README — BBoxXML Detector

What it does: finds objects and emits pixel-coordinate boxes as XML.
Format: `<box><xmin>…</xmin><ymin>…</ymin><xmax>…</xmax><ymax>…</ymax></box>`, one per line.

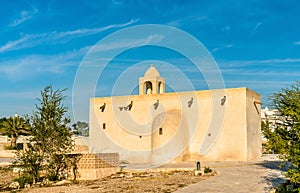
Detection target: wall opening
<box><xmin>144</xmin><ymin>81</ymin><xmax>152</xmax><ymax>94</ymax></box>
<box><xmin>158</xmin><ymin>82</ymin><xmax>161</xmax><ymax>94</ymax></box>
<box><xmin>159</xmin><ymin>127</ymin><xmax>163</xmax><ymax>135</ymax></box>
<box><xmin>103</xmin><ymin>123</ymin><xmax>106</xmax><ymax>129</ymax></box>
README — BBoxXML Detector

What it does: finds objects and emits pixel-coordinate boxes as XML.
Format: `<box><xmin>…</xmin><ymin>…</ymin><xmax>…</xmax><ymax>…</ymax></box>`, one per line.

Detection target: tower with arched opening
<box><xmin>139</xmin><ymin>64</ymin><xmax>165</xmax><ymax>95</ymax></box>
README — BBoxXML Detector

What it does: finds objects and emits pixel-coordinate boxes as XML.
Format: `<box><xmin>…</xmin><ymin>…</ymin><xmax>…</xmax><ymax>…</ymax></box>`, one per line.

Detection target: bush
<box><xmin>204</xmin><ymin>167</ymin><xmax>212</xmax><ymax>173</ymax></box>
<box><xmin>13</xmin><ymin>174</ymin><xmax>33</xmax><ymax>189</ymax></box>
<box><xmin>4</xmin><ymin>145</ymin><xmax>16</xmax><ymax>150</ymax></box>
<box><xmin>276</xmin><ymin>180</ymin><xmax>300</xmax><ymax>193</ymax></box>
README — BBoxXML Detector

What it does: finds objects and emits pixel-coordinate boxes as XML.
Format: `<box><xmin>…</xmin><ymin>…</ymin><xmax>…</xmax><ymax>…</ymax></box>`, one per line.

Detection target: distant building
<box><xmin>261</xmin><ymin>107</ymin><xmax>282</xmax><ymax>144</ymax></box>
<box><xmin>261</xmin><ymin>107</ymin><xmax>279</xmax><ymax>123</ymax></box>
<box><xmin>261</xmin><ymin>107</ymin><xmax>282</xmax><ymax>131</ymax></box>
<box><xmin>89</xmin><ymin>65</ymin><xmax>262</xmax><ymax>163</ymax></box>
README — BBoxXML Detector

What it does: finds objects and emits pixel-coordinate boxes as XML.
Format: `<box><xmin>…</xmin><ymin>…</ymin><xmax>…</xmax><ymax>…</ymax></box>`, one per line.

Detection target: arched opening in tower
<box><xmin>144</xmin><ymin>81</ymin><xmax>153</xmax><ymax>94</ymax></box>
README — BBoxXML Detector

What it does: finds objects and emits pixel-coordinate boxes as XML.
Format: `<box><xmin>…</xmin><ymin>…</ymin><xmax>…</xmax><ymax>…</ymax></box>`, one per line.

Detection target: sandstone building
<box><xmin>89</xmin><ymin>65</ymin><xmax>262</xmax><ymax>163</ymax></box>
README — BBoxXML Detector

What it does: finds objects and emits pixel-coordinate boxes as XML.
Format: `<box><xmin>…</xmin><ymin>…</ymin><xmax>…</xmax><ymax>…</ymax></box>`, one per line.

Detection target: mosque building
<box><xmin>88</xmin><ymin>65</ymin><xmax>262</xmax><ymax>163</ymax></box>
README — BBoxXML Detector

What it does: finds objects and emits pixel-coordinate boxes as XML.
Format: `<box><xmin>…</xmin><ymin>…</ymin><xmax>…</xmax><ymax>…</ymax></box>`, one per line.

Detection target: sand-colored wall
<box><xmin>246</xmin><ymin>88</ymin><xmax>262</xmax><ymax>160</ymax></box>
<box><xmin>190</xmin><ymin>88</ymin><xmax>248</xmax><ymax>161</ymax></box>
<box><xmin>89</xmin><ymin>87</ymin><xmax>261</xmax><ymax>163</ymax></box>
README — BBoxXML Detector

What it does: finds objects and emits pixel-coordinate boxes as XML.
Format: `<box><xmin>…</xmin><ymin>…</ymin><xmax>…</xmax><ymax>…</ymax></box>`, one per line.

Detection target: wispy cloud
<box><xmin>211</xmin><ymin>44</ymin><xmax>233</xmax><ymax>52</ymax></box>
<box><xmin>0</xmin><ymin>19</ymin><xmax>139</xmax><ymax>53</ymax></box>
<box><xmin>252</xmin><ymin>21</ymin><xmax>262</xmax><ymax>34</ymax></box>
<box><xmin>54</xmin><ymin>18</ymin><xmax>138</xmax><ymax>38</ymax></box>
<box><xmin>9</xmin><ymin>7</ymin><xmax>38</xmax><ymax>27</ymax></box>
<box><xmin>0</xmin><ymin>46</ymin><xmax>90</xmax><ymax>81</ymax></box>
<box><xmin>92</xmin><ymin>34</ymin><xmax>164</xmax><ymax>52</ymax></box>
<box><xmin>0</xmin><ymin>90</ymin><xmax>40</xmax><ymax>99</ymax></box>
<box><xmin>0</xmin><ymin>35</ymin><xmax>31</xmax><ymax>52</ymax></box>
<box><xmin>221</xmin><ymin>25</ymin><xmax>230</xmax><ymax>32</ymax></box>
<box><xmin>224</xmin><ymin>58</ymin><xmax>300</xmax><ymax>65</ymax></box>
<box><xmin>166</xmin><ymin>15</ymin><xmax>208</xmax><ymax>27</ymax></box>
<box><xmin>112</xmin><ymin>0</ymin><xmax>123</xmax><ymax>5</ymax></box>
<box><xmin>216</xmin><ymin>58</ymin><xmax>300</xmax><ymax>78</ymax></box>
<box><xmin>166</xmin><ymin>19</ymin><xmax>182</xmax><ymax>27</ymax></box>
<box><xmin>294</xmin><ymin>41</ymin><xmax>300</xmax><ymax>45</ymax></box>
<box><xmin>220</xmin><ymin>68</ymin><xmax>300</xmax><ymax>77</ymax></box>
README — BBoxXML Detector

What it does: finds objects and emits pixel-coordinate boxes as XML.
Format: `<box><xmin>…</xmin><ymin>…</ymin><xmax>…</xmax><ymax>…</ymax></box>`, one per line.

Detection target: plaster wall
<box><xmin>246</xmin><ymin>88</ymin><xmax>262</xmax><ymax>160</ymax></box>
<box><xmin>89</xmin><ymin>87</ymin><xmax>261</xmax><ymax>163</ymax></box>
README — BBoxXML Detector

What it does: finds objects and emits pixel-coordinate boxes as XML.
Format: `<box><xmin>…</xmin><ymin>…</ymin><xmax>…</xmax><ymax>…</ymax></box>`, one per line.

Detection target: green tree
<box><xmin>16</xmin><ymin>85</ymin><xmax>73</xmax><ymax>183</ymax></box>
<box><xmin>71</xmin><ymin>121</ymin><xmax>89</xmax><ymax>136</ymax></box>
<box><xmin>264</xmin><ymin>81</ymin><xmax>300</xmax><ymax>191</ymax></box>
<box><xmin>0</xmin><ymin>115</ymin><xmax>30</xmax><ymax>149</ymax></box>
<box><xmin>261</xmin><ymin>119</ymin><xmax>286</xmax><ymax>154</ymax></box>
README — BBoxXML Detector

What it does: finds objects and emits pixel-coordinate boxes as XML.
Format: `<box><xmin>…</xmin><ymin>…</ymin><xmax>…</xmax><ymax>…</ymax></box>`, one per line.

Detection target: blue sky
<box><xmin>0</xmin><ymin>0</ymin><xmax>299</xmax><ymax>122</ymax></box>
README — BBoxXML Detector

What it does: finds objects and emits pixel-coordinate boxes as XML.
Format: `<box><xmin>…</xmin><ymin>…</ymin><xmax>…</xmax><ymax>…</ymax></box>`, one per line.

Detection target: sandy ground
<box><xmin>0</xmin><ymin>168</ymin><xmax>214</xmax><ymax>193</ymax></box>
<box><xmin>0</xmin><ymin>167</ymin><xmax>18</xmax><ymax>191</ymax></box>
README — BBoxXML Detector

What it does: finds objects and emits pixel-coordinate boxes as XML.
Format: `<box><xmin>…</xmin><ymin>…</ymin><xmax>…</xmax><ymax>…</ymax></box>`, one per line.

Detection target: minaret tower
<box><xmin>139</xmin><ymin>64</ymin><xmax>165</xmax><ymax>95</ymax></box>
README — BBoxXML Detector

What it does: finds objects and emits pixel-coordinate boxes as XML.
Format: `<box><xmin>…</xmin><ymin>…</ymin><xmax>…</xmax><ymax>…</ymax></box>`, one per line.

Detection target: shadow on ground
<box><xmin>256</xmin><ymin>161</ymin><xmax>288</xmax><ymax>190</ymax></box>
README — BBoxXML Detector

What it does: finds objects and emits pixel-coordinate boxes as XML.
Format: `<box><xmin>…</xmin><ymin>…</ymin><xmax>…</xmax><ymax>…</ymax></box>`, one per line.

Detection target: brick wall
<box><xmin>70</xmin><ymin>153</ymin><xmax>119</xmax><ymax>180</ymax></box>
<box><xmin>77</xmin><ymin>153</ymin><xmax>119</xmax><ymax>169</ymax></box>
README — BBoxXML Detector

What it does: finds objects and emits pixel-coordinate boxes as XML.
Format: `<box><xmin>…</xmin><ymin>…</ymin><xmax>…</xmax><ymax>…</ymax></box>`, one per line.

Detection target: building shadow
<box><xmin>255</xmin><ymin>160</ymin><xmax>288</xmax><ymax>190</ymax></box>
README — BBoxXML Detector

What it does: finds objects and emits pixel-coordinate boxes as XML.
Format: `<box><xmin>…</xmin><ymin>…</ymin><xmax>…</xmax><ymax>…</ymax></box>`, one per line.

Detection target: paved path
<box><xmin>123</xmin><ymin>159</ymin><xmax>286</xmax><ymax>193</ymax></box>
<box><xmin>0</xmin><ymin>158</ymin><xmax>13</xmax><ymax>166</ymax></box>
<box><xmin>174</xmin><ymin>161</ymin><xmax>285</xmax><ymax>193</ymax></box>
<box><xmin>1</xmin><ymin>155</ymin><xmax>286</xmax><ymax>192</ymax></box>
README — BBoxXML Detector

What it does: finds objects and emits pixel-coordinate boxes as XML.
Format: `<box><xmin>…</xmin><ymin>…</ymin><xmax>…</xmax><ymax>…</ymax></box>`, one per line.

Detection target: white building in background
<box><xmin>261</xmin><ymin>107</ymin><xmax>279</xmax><ymax>122</ymax></box>
<box><xmin>261</xmin><ymin>107</ymin><xmax>281</xmax><ymax>126</ymax></box>
<box><xmin>261</xmin><ymin>107</ymin><xmax>281</xmax><ymax>144</ymax></box>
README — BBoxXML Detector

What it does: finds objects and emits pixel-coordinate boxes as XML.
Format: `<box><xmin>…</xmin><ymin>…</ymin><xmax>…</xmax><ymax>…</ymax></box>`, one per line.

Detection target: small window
<box><xmin>159</xmin><ymin>128</ymin><xmax>163</xmax><ymax>135</ymax></box>
<box><xmin>103</xmin><ymin>123</ymin><xmax>106</xmax><ymax>129</ymax></box>
<box><xmin>139</xmin><ymin>135</ymin><xmax>142</xmax><ymax>138</ymax></box>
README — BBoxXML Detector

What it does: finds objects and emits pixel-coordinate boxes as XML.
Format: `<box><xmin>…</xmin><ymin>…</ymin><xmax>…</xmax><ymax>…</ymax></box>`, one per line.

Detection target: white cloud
<box><xmin>211</xmin><ymin>47</ymin><xmax>220</xmax><ymax>52</ymax></box>
<box><xmin>166</xmin><ymin>15</ymin><xmax>208</xmax><ymax>28</ymax></box>
<box><xmin>0</xmin><ymin>19</ymin><xmax>139</xmax><ymax>53</ymax></box>
<box><xmin>0</xmin><ymin>90</ymin><xmax>40</xmax><ymax>99</ymax></box>
<box><xmin>112</xmin><ymin>0</ymin><xmax>123</xmax><ymax>5</ymax></box>
<box><xmin>294</xmin><ymin>41</ymin><xmax>300</xmax><ymax>45</ymax></box>
<box><xmin>216</xmin><ymin>58</ymin><xmax>300</xmax><ymax>78</ymax></box>
<box><xmin>166</xmin><ymin>19</ymin><xmax>182</xmax><ymax>27</ymax></box>
<box><xmin>211</xmin><ymin>44</ymin><xmax>233</xmax><ymax>53</ymax></box>
<box><xmin>218</xmin><ymin>58</ymin><xmax>300</xmax><ymax>70</ymax></box>
<box><xmin>236</xmin><ymin>58</ymin><xmax>300</xmax><ymax>64</ymax></box>
<box><xmin>220</xmin><ymin>68</ymin><xmax>300</xmax><ymax>77</ymax></box>
<box><xmin>9</xmin><ymin>7</ymin><xmax>38</xmax><ymax>27</ymax></box>
<box><xmin>0</xmin><ymin>35</ymin><xmax>30</xmax><ymax>52</ymax></box>
<box><xmin>0</xmin><ymin>46</ymin><xmax>90</xmax><ymax>81</ymax></box>
<box><xmin>54</xmin><ymin>18</ymin><xmax>138</xmax><ymax>39</ymax></box>
<box><xmin>92</xmin><ymin>34</ymin><xmax>164</xmax><ymax>52</ymax></box>
<box><xmin>252</xmin><ymin>22</ymin><xmax>262</xmax><ymax>34</ymax></box>
<box><xmin>221</xmin><ymin>25</ymin><xmax>230</xmax><ymax>32</ymax></box>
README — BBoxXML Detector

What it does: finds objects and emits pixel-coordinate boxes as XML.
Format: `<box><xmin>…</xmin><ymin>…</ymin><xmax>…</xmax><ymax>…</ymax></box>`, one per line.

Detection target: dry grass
<box><xmin>0</xmin><ymin>167</ymin><xmax>215</xmax><ymax>193</ymax></box>
<box><xmin>0</xmin><ymin>166</ymin><xmax>18</xmax><ymax>191</ymax></box>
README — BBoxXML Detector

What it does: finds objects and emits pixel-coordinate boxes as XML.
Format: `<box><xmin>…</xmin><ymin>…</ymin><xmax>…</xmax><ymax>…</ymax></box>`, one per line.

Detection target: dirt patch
<box><xmin>0</xmin><ymin>166</ymin><xmax>18</xmax><ymax>191</ymax></box>
<box><xmin>0</xmin><ymin>167</ymin><xmax>215</xmax><ymax>193</ymax></box>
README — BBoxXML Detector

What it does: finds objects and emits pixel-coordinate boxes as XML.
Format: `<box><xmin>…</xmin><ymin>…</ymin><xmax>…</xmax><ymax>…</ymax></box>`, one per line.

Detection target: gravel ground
<box><xmin>0</xmin><ymin>168</ymin><xmax>214</xmax><ymax>193</ymax></box>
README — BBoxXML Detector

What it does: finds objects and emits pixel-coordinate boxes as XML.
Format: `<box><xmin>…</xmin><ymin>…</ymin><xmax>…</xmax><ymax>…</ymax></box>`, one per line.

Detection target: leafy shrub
<box><xmin>204</xmin><ymin>167</ymin><xmax>212</xmax><ymax>173</ymax></box>
<box><xmin>13</xmin><ymin>174</ymin><xmax>33</xmax><ymax>189</ymax></box>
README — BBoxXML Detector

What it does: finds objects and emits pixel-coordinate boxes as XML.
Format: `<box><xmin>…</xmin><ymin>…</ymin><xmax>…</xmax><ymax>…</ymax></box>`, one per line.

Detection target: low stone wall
<box><xmin>0</xmin><ymin>143</ymin><xmax>7</xmax><ymax>150</ymax></box>
<box><xmin>0</xmin><ymin>142</ymin><xmax>16</xmax><ymax>158</ymax></box>
<box><xmin>72</xmin><ymin>145</ymin><xmax>89</xmax><ymax>153</ymax></box>
<box><xmin>71</xmin><ymin>153</ymin><xmax>119</xmax><ymax>180</ymax></box>
<box><xmin>0</xmin><ymin>149</ymin><xmax>16</xmax><ymax>158</ymax></box>
<box><xmin>0</xmin><ymin>136</ymin><xmax>8</xmax><ymax>143</ymax></box>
